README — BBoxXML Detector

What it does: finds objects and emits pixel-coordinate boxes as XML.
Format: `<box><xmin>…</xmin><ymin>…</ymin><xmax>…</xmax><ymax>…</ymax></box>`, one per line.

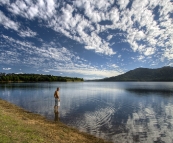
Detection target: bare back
<box><xmin>54</xmin><ymin>90</ymin><xmax>59</xmax><ymax>99</ymax></box>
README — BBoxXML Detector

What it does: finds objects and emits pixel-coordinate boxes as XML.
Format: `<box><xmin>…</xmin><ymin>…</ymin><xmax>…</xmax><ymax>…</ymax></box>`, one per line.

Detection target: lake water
<box><xmin>0</xmin><ymin>82</ymin><xmax>173</xmax><ymax>143</ymax></box>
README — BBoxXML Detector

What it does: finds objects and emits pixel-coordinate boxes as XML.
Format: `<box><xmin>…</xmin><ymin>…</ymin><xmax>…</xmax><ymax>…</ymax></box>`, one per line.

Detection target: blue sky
<box><xmin>0</xmin><ymin>0</ymin><xmax>173</xmax><ymax>79</ymax></box>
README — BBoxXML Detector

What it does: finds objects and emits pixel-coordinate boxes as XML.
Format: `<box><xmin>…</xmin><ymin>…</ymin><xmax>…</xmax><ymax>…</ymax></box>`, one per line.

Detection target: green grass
<box><xmin>0</xmin><ymin>112</ymin><xmax>45</xmax><ymax>143</ymax></box>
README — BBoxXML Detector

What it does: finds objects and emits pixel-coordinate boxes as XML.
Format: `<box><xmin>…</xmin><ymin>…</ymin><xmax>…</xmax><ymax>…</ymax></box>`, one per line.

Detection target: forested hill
<box><xmin>98</xmin><ymin>66</ymin><xmax>173</xmax><ymax>81</ymax></box>
<box><xmin>0</xmin><ymin>73</ymin><xmax>83</xmax><ymax>82</ymax></box>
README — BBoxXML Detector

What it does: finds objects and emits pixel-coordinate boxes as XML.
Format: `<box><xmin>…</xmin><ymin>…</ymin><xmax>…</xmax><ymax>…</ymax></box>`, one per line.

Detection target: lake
<box><xmin>0</xmin><ymin>82</ymin><xmax>173</xmax><ymax>143</ymax></box>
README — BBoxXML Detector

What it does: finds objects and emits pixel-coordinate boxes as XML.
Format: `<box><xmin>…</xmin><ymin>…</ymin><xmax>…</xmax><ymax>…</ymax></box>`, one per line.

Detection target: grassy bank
<box><xmin>0</xmin><ymin>99</ymin><xmax>111</xmax><ymax>143</ymax></box>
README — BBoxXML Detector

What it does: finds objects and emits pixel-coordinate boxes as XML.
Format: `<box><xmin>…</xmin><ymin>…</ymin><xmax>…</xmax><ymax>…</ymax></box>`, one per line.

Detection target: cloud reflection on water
<box><xmin>0</xmin><ymin>82</ymin><xmax>173</xmax><ymax>143</ymax></box>
<box><xmin>122</xmin><ymin>103</ymin><xmax>173</xmax><ymax>143</ymax></box>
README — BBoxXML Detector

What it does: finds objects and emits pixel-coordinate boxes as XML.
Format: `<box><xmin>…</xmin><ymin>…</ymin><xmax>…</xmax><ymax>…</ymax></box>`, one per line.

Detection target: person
<box><xmin>54</xmin><ymin>87</ymin><xmax>60</xmax><ymax>107</ymax></box>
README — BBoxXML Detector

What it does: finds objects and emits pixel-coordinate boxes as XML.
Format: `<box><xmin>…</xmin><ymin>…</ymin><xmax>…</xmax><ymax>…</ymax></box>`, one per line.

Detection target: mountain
<box><xmin>98</xmin><ymin>66</ymin><xmax>173</xmax><ymax>81</ymax></box>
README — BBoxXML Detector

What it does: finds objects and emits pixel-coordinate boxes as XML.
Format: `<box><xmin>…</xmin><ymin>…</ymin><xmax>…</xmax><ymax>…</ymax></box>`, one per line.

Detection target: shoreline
<box><xmin>0</xmin><ymin>98</ymin><xmax>111</xmax><ymax>143</ymax></box>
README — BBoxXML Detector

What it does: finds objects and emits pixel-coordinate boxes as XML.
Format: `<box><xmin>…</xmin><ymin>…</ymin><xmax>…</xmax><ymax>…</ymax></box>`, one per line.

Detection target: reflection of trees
<box><xmin>0</xmin><ymin>74</ymin><xmax>83</xmax><ymax>82</ymax></box>
<box><xmin>126</xmin><ymin>88</ymin><xmax>173</xmax><ymax>97</ymax></box>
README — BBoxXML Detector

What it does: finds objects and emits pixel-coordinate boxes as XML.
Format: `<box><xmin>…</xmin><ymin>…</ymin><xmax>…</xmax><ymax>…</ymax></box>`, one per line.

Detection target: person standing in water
<box><xmin>54</xmin><ymin>87</ymin><xmax>60</xmax><ymax>107</ymax></box>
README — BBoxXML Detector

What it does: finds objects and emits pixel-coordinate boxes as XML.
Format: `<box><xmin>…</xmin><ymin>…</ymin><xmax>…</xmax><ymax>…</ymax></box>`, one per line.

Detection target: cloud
<box><xmin>107</xmin><ymin>35</ymin><xmax>113</xmax><ymax>41</ymax></box>
<box><xmin>42</xmin><ymin>70</ymin><xmax>50</xmax><ymax>73</ymax></box>
<box><xmin>107</xmin><ymin>64</ymin><xmax>119</xmax><ymax>69</ymax></box>
<box><xmin>144</xmin><ymin>47</ymin><xmax>156</xmax><ymax>56</ymax></box>
<box><xmin>1</xmin><ymin>35</ymin><xmax>77</xmax><ymax>67</ymax></box>
<box><xmin>137</xmin><ymin>55</ymin><xmax>145</xmax><ymax>61</ymax></box>
<box><xmin>0</xmin><ymin>0</ymin><xmax>116</xmax><ymax>55</ymax></box>
<box><xmin>111</xmin><ymin>64</ymin><xmax>119</xmax><ymax>68</ymax></box>
<box><xmin>48</xmin><ymin>61</ymin><xmax>123</xmax><ymax>79</ymax></box>
<box><xmin>117</xmin><ymin>0</ymin><xmax>129</xmax><ymax>10</ymax></box>
<box><xmin>0</xmin><ymin>34</ymin><xmax>121</xmax><ymax>78</ymax></box>
<box><xmin>118</xmin><ymin>55</ymin><xmax>121</xmax><ymax>58</ymax></box>
<box><xmin>0</xmin><ymin>11</ymin><xmax>19</xmax><ymax>31</ymax></box>
<box><xmin>6</xmin><ymin>0</ymin><xmax>56</xmax><ymax>20</ymax></box>
<box><xmin>51</xmin><ymin>5</ymin><xmax>116</xmax><ymax>55</ymax></box>
<box><xmin>0</xmin><ymin>0</ymin><xmax>9</xmax><ymax>5</ymax></box>
<box><xmin>49</xmin><ymin>68</ymin><xmax>122</xmax><ymax>79</ymax></box>
<box><xmin>1</xmin><ymin>0</ymin><xmax>173</xmax><ymax>67</ymax></box>
<box><xmin>3</xmin><ymin>68</ymin><xmax>11</xmax><ymax>70</ymax></box>
<box><xmin>0</xmin><ymin>35</ymin><xmax>119</xmax><ymax>79</ymax></box>
<box><xmin>19</xmin><ymin>28</ymin><xmax>37</xmax><ymax>37</ymax></box>
<box><xmin>163</xmin><ymin>48</ymin><xmax>173</xmax><ymax>60</ymax></box>
<box><xmin>72</xmin><ymin>0</ymin><xmax>173</xmax><ymax>59</ymax></box>
<box><xmin>0</xmin><ymin>10</ymin><xmax>37</xmax><ymax>38</ymax></box>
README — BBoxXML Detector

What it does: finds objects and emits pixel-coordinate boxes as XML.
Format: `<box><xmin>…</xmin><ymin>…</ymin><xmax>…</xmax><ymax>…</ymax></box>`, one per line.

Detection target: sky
<box><xmin>0</xmin><ymin>0</ymin><xmax>173</xmax><ymax>80</ymax></box>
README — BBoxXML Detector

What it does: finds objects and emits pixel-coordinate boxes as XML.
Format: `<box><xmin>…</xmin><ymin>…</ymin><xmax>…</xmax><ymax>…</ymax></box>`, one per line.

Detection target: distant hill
<box><xmin>97</xmin><ymin>66</ymin><xmax>173</xmax><ymax>81</ymax></box>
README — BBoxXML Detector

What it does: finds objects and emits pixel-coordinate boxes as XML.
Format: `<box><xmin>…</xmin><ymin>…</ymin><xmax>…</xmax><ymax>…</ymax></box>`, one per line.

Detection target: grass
<box><xmin>0</xmin><ymin>99</ymin><xmax>111</xmax><ymax>143</ymax></box>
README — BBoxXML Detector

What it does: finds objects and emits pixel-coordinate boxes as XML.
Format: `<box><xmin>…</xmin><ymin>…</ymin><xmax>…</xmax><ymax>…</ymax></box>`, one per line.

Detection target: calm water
<box><xmin>0</xmin><ymin>82</ymin><xmax>173</xmax><ymax>143</ymax></box>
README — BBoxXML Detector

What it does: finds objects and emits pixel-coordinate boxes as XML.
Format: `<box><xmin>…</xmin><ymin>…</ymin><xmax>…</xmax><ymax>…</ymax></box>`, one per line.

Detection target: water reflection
<box><xmin>54</xmin><ymin>106</ymin><xmax>60</xmax><ymax>121</ymax></box>
<box><xmin>123</xmin><ymin>103</ymin><xmax>173</xmax><ymax>143</ymax></box>
<box><xmin>126</xmin><ymin>88</ymin><xmax>173</xmax><ymax>96</ymax></box>
<box><xmin>0</xmin><ymin>82</ymin><xmax>173</xmax><ymax>143</ymax></box>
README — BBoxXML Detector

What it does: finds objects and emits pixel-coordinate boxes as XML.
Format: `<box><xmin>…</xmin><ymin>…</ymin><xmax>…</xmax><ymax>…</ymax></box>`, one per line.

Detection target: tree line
<box><xmin>0</xmin><ymin>73</ymin><xmax>84</xmax><ymax>82</ymax></box>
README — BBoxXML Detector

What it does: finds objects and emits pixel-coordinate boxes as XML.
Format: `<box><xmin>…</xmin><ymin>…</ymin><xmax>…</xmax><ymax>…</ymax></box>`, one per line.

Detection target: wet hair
<box><xmin>57</xmin><ymin>87</ymin><xmax>60</xmax><ymax>90</ymax></box>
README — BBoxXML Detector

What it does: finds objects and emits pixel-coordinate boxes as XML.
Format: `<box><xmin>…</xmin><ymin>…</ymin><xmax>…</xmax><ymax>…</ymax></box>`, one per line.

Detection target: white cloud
<box><xmin>19</xmin><ymin>28</ymin><xmax>37</xmax><ymax>37</ymax></box>
<box><xmin>1</xmin><ymin>0</ymin><xmax>116</xmax><ymax>55</ymax></box>
<box><xmin>46</xmin><ymin>0</ymin><xmax>56</xmax><ymax>16</ymax></box>
<box><xmin>107</xmin><ymin>7</ymin><xmax>120</xmax><ymax>25</ymax></box>
<box><xmin>117</xmin><ymin>0</ymin><xmax>129</xmax><ymax>10</ymax></box>
<box><xmin>137</xmin><ymin>55</ymin><xmax>145</xmax><ymax>61</ymax></box>
<box><xmin>28</xmin><ymin>6</ymin><xmax>39</xmax><ymax>19</ymax></box>
<box><xmin>6</xmin><ymin>0</ymin><xmax>56</xmax><ymax>20</ymax></box>
<box><xmin>1</xmin><ymin>35</ymin><xmax>117</xmax><ymax>79</ymax></box>
<box><xmin>107</xmin><ymin>35</ymin><xmax>113</xmax><ymax>41</ymax></box>
<box><xmin>43</xmin><ymin>70</ymin><xmax>50</xmax><ymax>73</ymax></box>
<box><xmin>0</xmin><ymin>11</ymin><xmax>19</xmax><ymax>31</ymax></box>
<box><xmin>0</xmin><ymin>0</ymin><xmax>9</xmax><ymax>5</ymax></box>
<box><xmin>163</xmin><ymin>48</ymin><xmax>173</xmax><ymax>60</ymax></box>
<box><xmin>1</xmin><ymin>35</ymin><xmax>77</xmax><ymax>66</ymax></box>
<box><xmin>9</xmin><ymin>1</ymin><xmax>25</xmax><ymax>15</ymax></box>
<box><xmin>49</xmin><ymin>8</ymin><xmax>116</xmax><ymax>55</ymax></box>
<box><xmin>1</xmin><ymin>0</ymin><xmax>173</xmax><ymax>63</ymax></box>
<box><xmin>0</xmin><ymin>35</ymin><xmax>120</xmax><ymax>78</ymax></box>
<box><xmin>118</xmin><ymin>55</ymin><xmax>121</xmax><ymax>58</ymax></box>
<box><xmin>116</xmin><ymin>0</ymin><xmax>173</xmax><ymax>58</ymax></box>
<box><xmin>0</xmin><ymin>10</ymin><xmax>37</xmax><ymax>38</ymax></box>
<box><xmin>49</xmin><ymin>68</ymin><xmax>122</xmax><ymax>79</ymax></box>
<box><xmin>143</xmin><ymin>47</ymin><xmax>156</xmax><ymax>56</ymax></box>
<box><xmin>111</xmin><ymin>64</ymin><xmax>119</xmax><ymax>68</ymax></box>
<box><xmin>3</xmin><ymin>68</ymin><xmax>11</xmax><ymax>70</ymax></box>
